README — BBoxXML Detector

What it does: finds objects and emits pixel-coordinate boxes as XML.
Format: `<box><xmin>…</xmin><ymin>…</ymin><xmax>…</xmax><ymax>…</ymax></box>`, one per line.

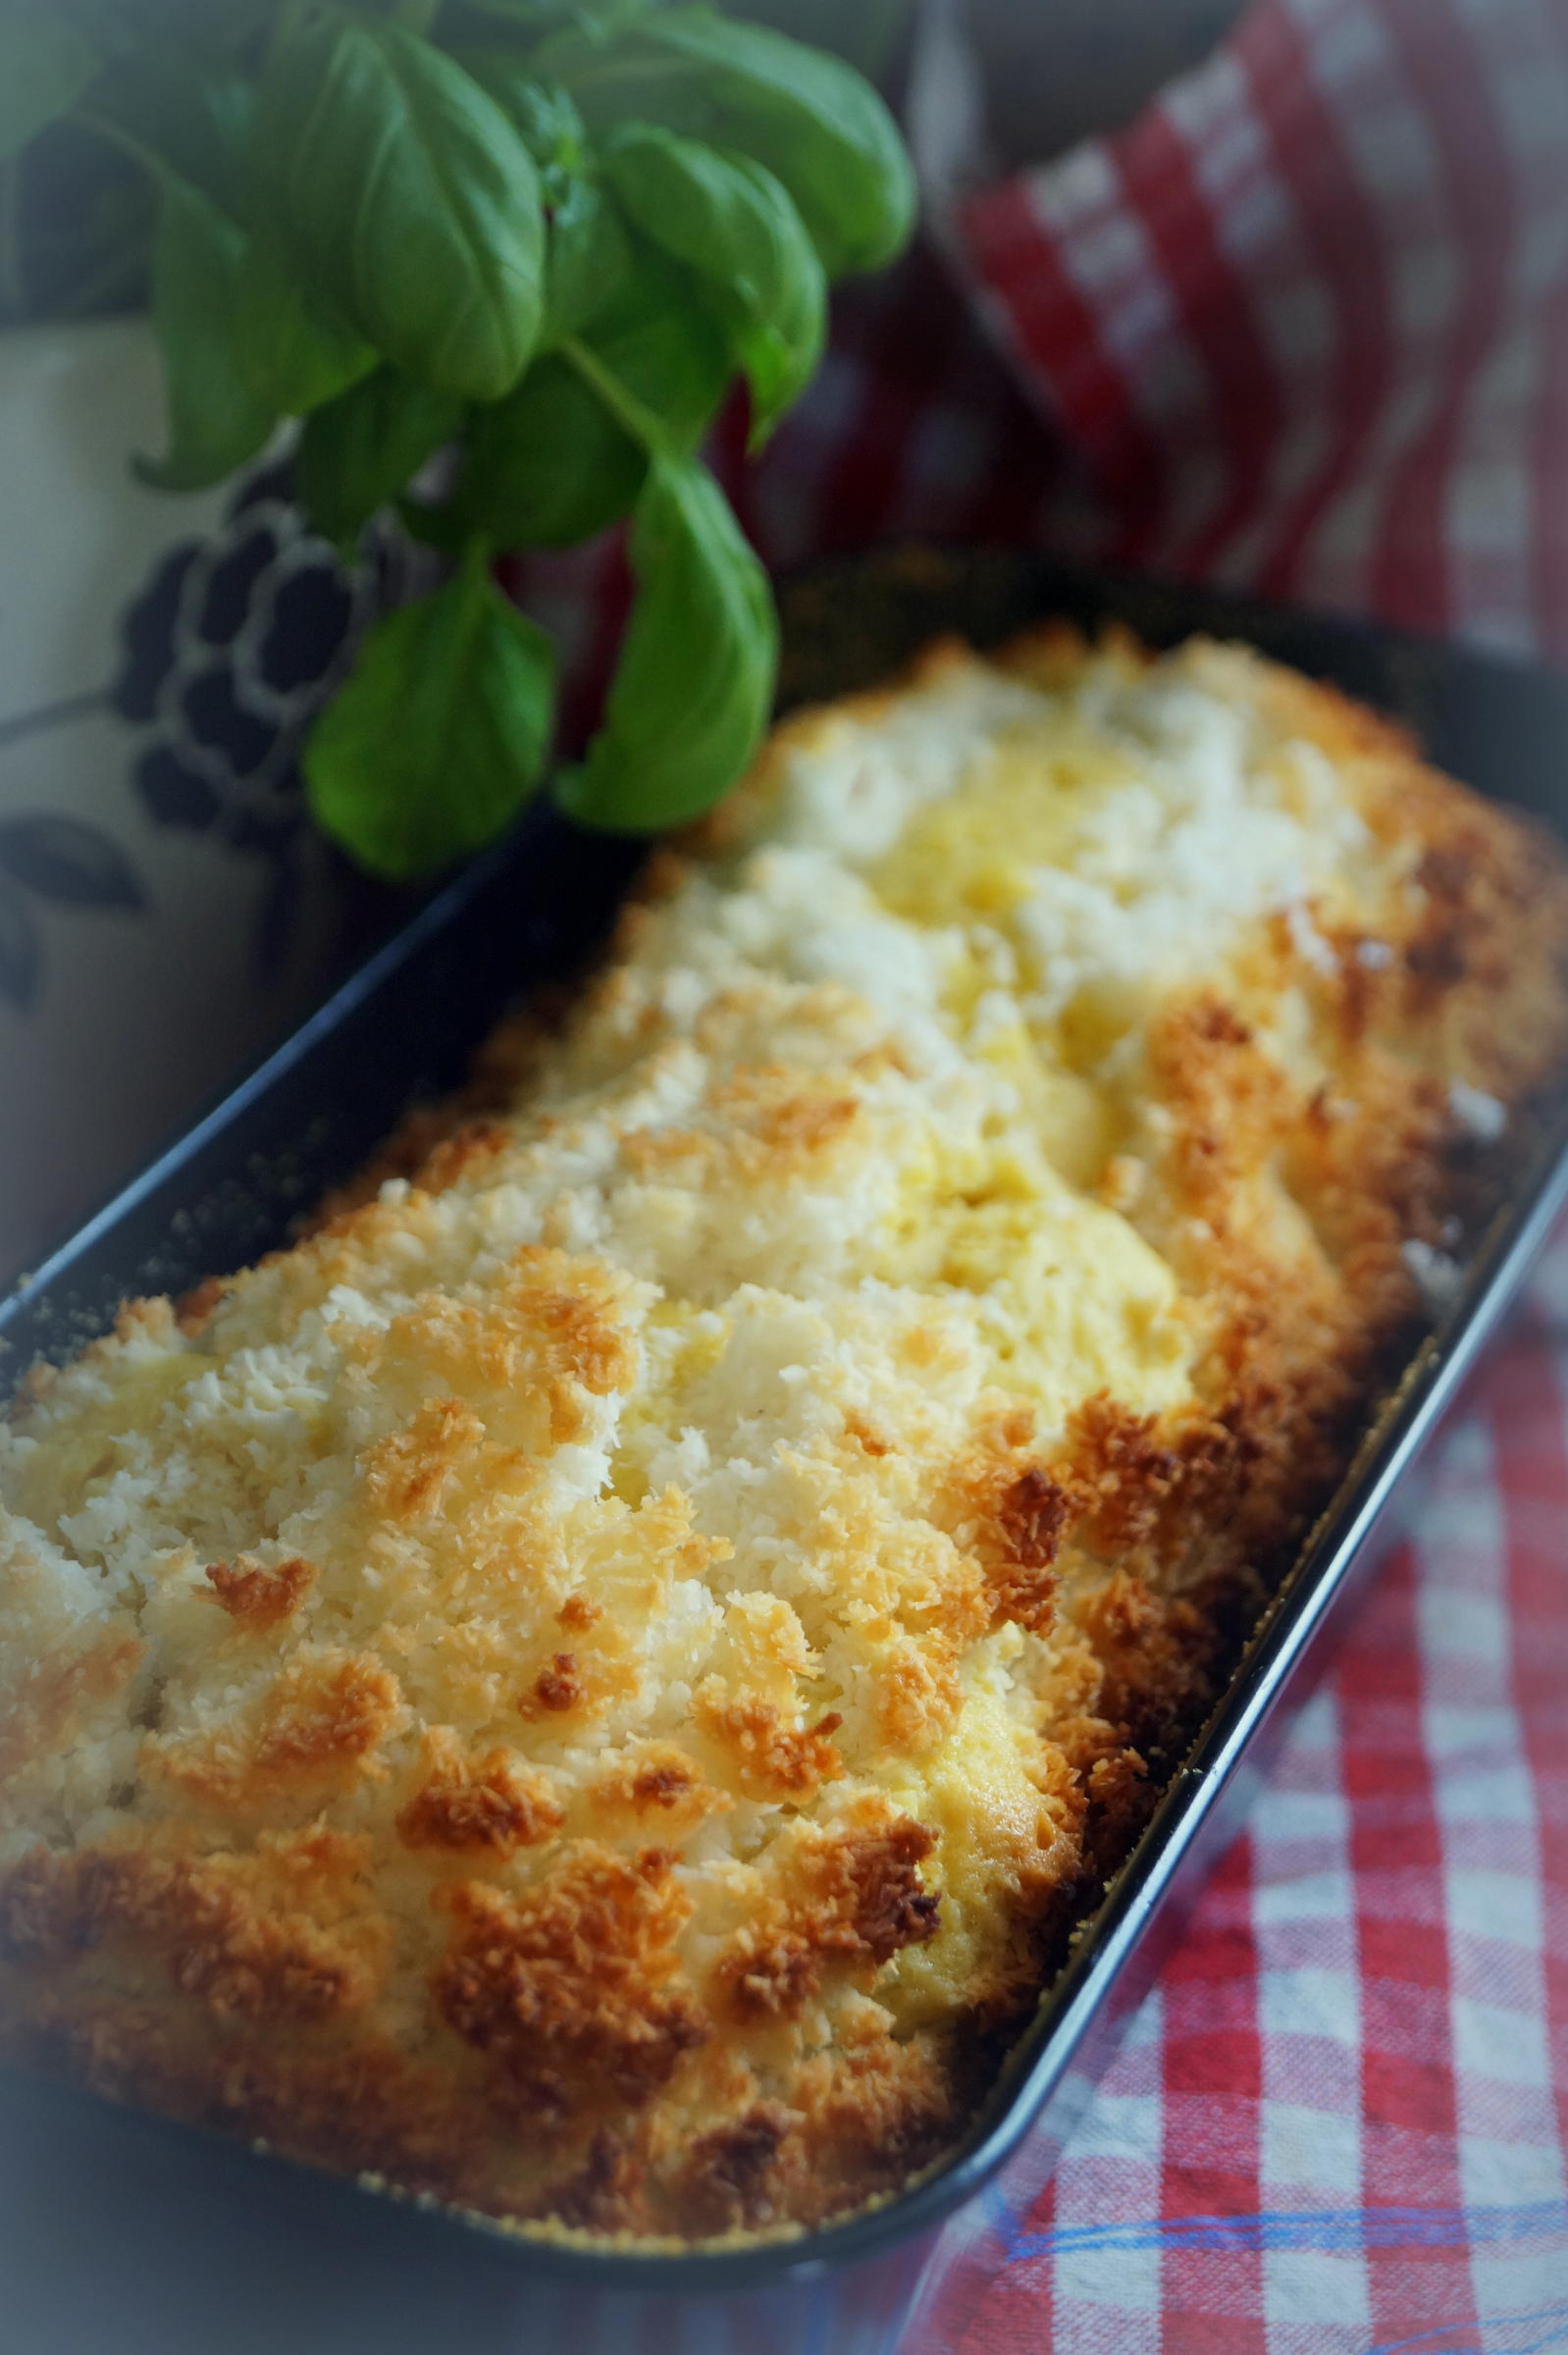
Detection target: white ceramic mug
<box><xmin>0</xmin><ymin>318</ymin><xmax>421</xmax><ymax>1285</ymax></box>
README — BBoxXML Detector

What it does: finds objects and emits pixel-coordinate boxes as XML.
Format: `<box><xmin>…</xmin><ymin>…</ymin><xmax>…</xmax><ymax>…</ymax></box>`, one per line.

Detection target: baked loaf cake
<box><xmin>4</xmin><ymin>630</ymin><xmax>1567</xmax><ymax>2242</ymax></box>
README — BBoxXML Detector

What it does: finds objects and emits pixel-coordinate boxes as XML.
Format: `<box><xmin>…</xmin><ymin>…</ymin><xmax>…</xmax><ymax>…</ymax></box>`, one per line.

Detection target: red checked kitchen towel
<box><xmin>948</xmin><ymin>0</ymin><xmax>1568</xmax><ymax>663</ymax></box>
<box><xmin>500</xmin><ymin>4</ymin><xmax>1568</xmax><ymax>2345</ymax></box>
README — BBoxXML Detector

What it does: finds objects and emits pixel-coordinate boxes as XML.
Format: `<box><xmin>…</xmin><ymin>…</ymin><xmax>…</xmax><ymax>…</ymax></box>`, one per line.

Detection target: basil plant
<box><xmin>0</xmin><ymin>0</ymin><xmax>916</xmax><ymax>876</ymax></box>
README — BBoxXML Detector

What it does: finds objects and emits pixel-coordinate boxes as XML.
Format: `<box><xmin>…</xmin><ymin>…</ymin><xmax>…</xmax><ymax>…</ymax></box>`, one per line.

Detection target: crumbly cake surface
<box><xmin>3</xmin><ymin>629</ymin><xmax>1566</xmax><ymax>2242</ymax></box>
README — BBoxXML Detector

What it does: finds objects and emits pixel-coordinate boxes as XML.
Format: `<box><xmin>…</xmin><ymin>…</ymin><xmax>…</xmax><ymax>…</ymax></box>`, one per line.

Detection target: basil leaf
<box><xmin>255</xmin><ymin>15</ymin><xmax>545</xmax><ymax>401</ymax></box>
<box><xmin>449</xmin><ymin>352</ymin><xmax>644</xmax><ymax>548</ymax></box>
<box><xmin>444</xmin><ymin>58</ymin><xmax>633</xmax><ymax>339</ymax></box>
<box><xmin>134</xmin><ymin>173</ymin><xmax>276</xmax><ymax>492</ymax></box>
<box><xmin>558</xmin><ymin>451</ymin><xmax>775</xmax><ymax>832</ymax></box>
<box><xmin>571</xmin><ymin>242</ymin><xmax>732</xmax><ymax>454</ymax></box>
<box><xmin>545</xmin><ymin>173</ymin><xmax>632</xmax><ymax>338</ymax></box>
<box><xmin>602</xmin><ymin>128</ymin><xmax>822</xmax><ymax>444</ymax></box>
<box><xmin>306</xmin><ymin>550</ymin><xmax>556</xmax><ymax>879</ymax></box>
<box><xmin>543</xmin><ymin>10</ymin><xmax>915</xmax><ymax>276</ymax></box>
<box><xmin>445</xmin><ymin>55</ymin><xmax>628</xmax><ymax>333</ymax></box>
<box><xmin>235</xmin><ymin>236</ymin><xmax>379</xmax><ymax>416</ymax></box>
<box><xmin>0</xmin><ymin>16</ymin><xmax>99</xmax><ymax>159</ymax></box>
<box><xmin>295</xmin><ymin>365</ymin><xmax>463</xmax><ymax>547</ymax></box>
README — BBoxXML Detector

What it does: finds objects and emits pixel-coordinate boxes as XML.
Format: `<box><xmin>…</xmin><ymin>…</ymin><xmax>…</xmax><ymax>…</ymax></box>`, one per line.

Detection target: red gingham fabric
<box><xmin>497</xmin><ymin>5</ymin><xmax>1568</xmax><ymax>2344</ymax></box>
<box><xmin>952</xmin><ymin>0</ymin><xmax>1568</xmax><ymax>662</ymax></box>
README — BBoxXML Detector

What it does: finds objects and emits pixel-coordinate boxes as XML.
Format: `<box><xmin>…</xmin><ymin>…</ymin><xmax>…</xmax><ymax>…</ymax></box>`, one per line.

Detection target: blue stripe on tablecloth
<box><xmin>990</xmin><ymin>2199</ymin><xmax>1568</xmax><ymax>2260</ymax></box>
<box><xmin>1360</xmin><ymin>2304</ymin><xmax>1568</xmax><ymax>2355</ymax></box>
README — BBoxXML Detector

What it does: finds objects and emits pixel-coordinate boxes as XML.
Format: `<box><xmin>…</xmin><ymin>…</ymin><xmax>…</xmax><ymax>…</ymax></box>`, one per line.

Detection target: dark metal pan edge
<box><xmin>4</xmin><ymin>543</ymin><xmax>1566</xmax><ymax>2294</ymax></box>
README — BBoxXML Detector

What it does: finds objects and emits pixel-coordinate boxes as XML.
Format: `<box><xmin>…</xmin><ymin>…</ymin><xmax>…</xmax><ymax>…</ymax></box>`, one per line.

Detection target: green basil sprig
<box><xmin>253</xmin><ymin>16</ymin><xmax>547</xmax><ymax>402</ymax></box>
<box><xmin>234</xmin><ymin>238</ymin><xmax>378</xmax><ymax>417</ymax></box>
<box><xmin>297</xmin><ymin>367</ymin><xmax>464</xmax><ymax>550</ymax></box>
<box><xmin>602</xmin><ymin>127</ymin><xmax>824</xmax><ymax>445</ymax></box>
<box><xmin>24</xmin><ymin>0</ymin><xmax>915</xmax><ymax>873</ymax></box>
<box><xmin>541</xmin><ymin>174</ymin><xmax>632</xmax><ymax>338</ymax></box>
<box><xmin>539</xmin><ymin>9</ymin><xmax>915</xmax><ymax>275</ymax></box>
<box><xmin>557</xmin><ymin>451</ymin><xmax>777</xmax><ymax>833</ymax></box>
<box><xmin>305</xmin><ymin>542</ymin><xmax>557</xmax><ymax>883</ymax></box>
<box><xmin>442</xmin><ymin>355</ymin><xmax>644</xmax><ymax>550</ymax></box>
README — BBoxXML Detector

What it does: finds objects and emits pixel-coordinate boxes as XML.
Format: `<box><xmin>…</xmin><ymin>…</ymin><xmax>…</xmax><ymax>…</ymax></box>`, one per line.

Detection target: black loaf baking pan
<box><xmin>4</xmin><ymin>547</ymin><xmax>1568</xmax><ymax>2355</ymax></box>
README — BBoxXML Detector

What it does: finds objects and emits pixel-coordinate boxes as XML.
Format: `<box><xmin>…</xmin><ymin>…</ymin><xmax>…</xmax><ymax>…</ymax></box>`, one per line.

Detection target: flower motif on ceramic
<box><xmin>111</xmin><ymin>463</ymin><xmax>427</xmax><ymax>976</ymax></box>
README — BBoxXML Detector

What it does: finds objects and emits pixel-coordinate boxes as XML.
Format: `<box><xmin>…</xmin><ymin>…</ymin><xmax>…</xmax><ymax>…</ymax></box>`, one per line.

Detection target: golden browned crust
<box><xmin>4</xmin><ymin>625</ymin><xmax>1567</xmax><ymax>2245</ymax></box>
<box><xmin>0</xmin><ymin>1635</ymin><xmax>144</xmax><ymax>1787</ymax></box>
<box><xmin>433</xmin><ymin>1846</ymin><xmax>708</xmax><ymax>2131</ymax></box>
<box><xmin>395</xmin><ymin>1730</ymin><xmax>564</xmax><ymax>1858</ymax></box>
<box><xmin>205</xmin><ymin>1554</ymin><xmax>316</xmax><ymax>1632</ymax></box>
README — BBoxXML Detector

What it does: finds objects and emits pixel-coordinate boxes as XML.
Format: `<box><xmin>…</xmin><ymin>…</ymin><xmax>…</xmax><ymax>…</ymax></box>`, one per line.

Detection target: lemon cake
<box><xmin>3</xmin><ymin>628</ymin><xmax>1566</xmax><ymax>2240</ymax></box>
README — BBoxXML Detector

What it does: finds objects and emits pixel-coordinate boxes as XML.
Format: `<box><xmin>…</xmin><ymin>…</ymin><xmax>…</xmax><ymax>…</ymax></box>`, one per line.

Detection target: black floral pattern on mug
<box><xmin>112</xmin><ymin>462</ymin><xmax>431</xmax><ymax>976</ymax></box>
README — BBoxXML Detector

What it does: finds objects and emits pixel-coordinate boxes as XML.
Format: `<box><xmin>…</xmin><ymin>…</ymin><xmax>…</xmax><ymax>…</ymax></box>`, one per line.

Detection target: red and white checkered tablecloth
<box><xmin>505</xmin><ymin>3</ymin><xmax>1568</xmax><ymax>2344</ymax></box>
